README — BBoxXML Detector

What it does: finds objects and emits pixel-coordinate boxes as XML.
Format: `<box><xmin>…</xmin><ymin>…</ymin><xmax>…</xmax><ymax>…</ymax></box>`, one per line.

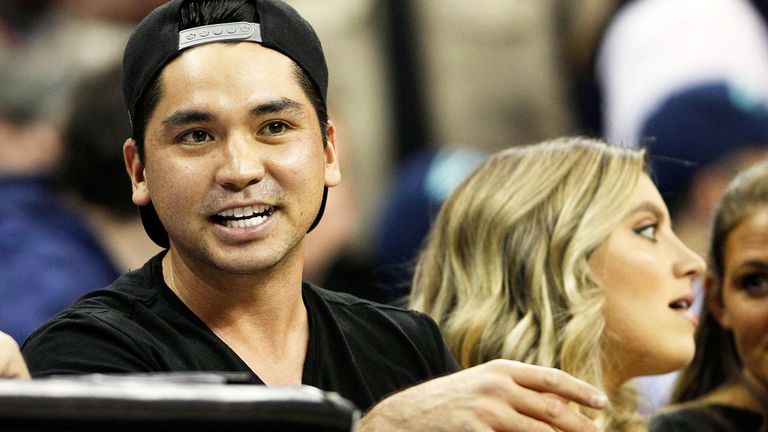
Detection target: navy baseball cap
<box><xmin>122</xmin><ymin>0</ymin><xmax>329</xmax><ymax>248</ymax></box>
<box><xmin>641</xmin><ymin>81</ymin><xmax>768</xmax><ymax>207</ymax></box>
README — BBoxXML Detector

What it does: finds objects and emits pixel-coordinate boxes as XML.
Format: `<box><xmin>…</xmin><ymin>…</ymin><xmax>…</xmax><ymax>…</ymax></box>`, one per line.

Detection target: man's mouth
<box><xmin>211</xmin><ymin>205</ymin><xmax>275</xmax><ymax>228</ymax></box>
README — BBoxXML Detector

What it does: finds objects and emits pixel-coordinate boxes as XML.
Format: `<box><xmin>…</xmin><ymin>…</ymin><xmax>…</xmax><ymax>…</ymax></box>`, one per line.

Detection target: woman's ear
<box><xmin>704</xmin><ymin>270</ymin><xmax>731</xmax><ymax>329</ymax></box>
<box><xmin>123</xmin><ymin>138</ymin><xmax>151</xmax><ymax>206</ymax></box>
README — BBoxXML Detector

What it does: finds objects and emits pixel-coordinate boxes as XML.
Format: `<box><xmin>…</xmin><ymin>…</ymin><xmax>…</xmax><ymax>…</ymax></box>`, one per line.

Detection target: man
<box><xmin>22</xmin><ymin>1</ymin><xmax>606</xmax><ymax>430</ymax></box>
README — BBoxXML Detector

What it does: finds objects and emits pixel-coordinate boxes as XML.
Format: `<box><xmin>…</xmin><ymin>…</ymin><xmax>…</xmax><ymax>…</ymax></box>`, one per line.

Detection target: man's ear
<box><xmin>323</xmin><ymin>120</ymin><xmax>341</xmax><ymax>187</ymax></box>
<box><xmin>123</xmin><ymin>138</ymin><xmax>151</xmax><ymax>206</ymax></box>
<box><xmin>704</xmin><ymin>271</ymin><xmax>731</xmax><ymax>329</ymax></box>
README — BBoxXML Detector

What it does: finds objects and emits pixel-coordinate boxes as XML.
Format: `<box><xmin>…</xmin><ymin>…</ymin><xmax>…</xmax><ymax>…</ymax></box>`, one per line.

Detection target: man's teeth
<box><xmin>218</xmin><ymin>205</ymin><xmax>270</xmax><ymax>218</ymax></box>
<box><xmin>223</xmin><ymin>215</ymin><xmax>267</xmax><ymax>228</ymax></box>
<box><xmin>217</xmin><ymin>205</ymin><xmax>271</xmax><ymax>228</ymax></box>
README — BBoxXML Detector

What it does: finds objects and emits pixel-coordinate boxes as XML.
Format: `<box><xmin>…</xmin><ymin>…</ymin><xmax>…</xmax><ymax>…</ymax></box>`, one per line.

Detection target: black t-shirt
<box><xmin>22</xmin><ymin>252</ymin><xmax>460</xmax><ymax>412</ymax></box>
<box><xmin>650</xmin><ymin>403</ymin><xmax>766</xmax><ymax>432</ymax></box>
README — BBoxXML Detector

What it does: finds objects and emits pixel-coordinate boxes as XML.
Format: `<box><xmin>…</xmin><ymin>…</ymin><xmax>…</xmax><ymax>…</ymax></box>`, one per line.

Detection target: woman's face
<box><xmin>589</xmin><ymin>174</ymin><xmax>706</xmax><ymax>390</ymax></box>
<box><xmin>713</xmin><ymin>206</ymin><xmax>768</xmax><ymax>391</ymax></box>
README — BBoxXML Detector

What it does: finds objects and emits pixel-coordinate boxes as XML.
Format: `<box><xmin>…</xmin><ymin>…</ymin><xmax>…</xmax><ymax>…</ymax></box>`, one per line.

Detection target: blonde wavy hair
<box><xmin>409</xmin><ymin>136</ymin><xmax>647</xmax><ymax>430</ymax></box>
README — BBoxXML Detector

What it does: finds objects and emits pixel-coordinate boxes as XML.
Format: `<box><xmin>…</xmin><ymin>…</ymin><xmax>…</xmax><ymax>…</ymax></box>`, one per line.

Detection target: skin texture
<box><xmin>589</xmin><ymin>174</ymin><xmax>705</xmax><ymax>392</ymax></box>
<box><xmin>712</xmin><ymin>207</ymin><xmax>768</xmax><ymax>400</ymax></box>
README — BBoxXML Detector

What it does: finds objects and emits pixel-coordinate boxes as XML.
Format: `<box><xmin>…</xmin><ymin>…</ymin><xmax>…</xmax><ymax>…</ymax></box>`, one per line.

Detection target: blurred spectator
<box><xmin>0</xmin><ymin>1</ymin><xmax>167</xmax><ymax>343</ymax></box>
<box><xmin>0</xmin><ymin>0</ymin><xmax>165</xmax><ymax>130</ymax></box>
<box><xmin>1</xmin><ymin>59</ymin><xmax>168</xmax><ymax>342</ymax></box>
<box><xmin>0</xmin><ymin>116</ymin><xmax>118</xmax><ymax>345</ymax></box>
<box><xmin>596</xmin><ymin>0</ymin><xmax>768</xmax><ymax>147</ymax></box>
<box><xmin>371</xmin><ymin>147</ymin><xmax>487</xmax><ymax>304</ymax></box>
<box><xmin>650</xmin><ymin>159</ymin><xmax>768</xmax><ymax>431</ymax></box>
<box><xmin>642</xmin><ymin>81</ymin><xmax>768</xmax><ymax>258</ymax></box>
<box><xmin>0</xmin><ymin>64</ymin><xmax>162</xmax><ymax>345</ymax></box>
<box><xmin>53</xmin><ymin>63</ymin><xmax>162</xmax><ymax>273</ymax></box>
<box><xmin>413</xmin><ymin>0</ymin><xmax>576</xmax><ymax>152</ymax></box>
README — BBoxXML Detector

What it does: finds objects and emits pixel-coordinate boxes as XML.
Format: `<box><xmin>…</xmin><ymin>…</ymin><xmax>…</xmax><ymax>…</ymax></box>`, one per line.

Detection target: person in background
<box><xmin>54</xmin><ymin>62</ymin><xmax>162</xmax><ymax>273</ymax></box>
<box><xmin>22</xmin><ymin>2</ymin><xmax>607</xmax><ymax>431</ymax></box>
<box><xmin>640</xmin><ymin>81</ymin><xmax>768</xmax><ymax>259</ymax></box>
<box><xmin>632</xmin><ymin>80</ymin><xmax>768</xmax><ymax>413</ymax></box>
<box><xmin>410</xmin><ymin>137</ymin><xmax>705</xmax><ymax>431</ymax></box>
<box><xmin>595</xmin><ymin>0</ymin><xmax>768</xmax><ymax>148</ymax></box>
<box><xmin>0</xmin><ymin>0</ymin><xmax>168</xmax><ymax>345</ymax></box>
<box><xmin>649</xmin><ymin>159</ymin><xmax>768</xmax><ymax>431</ymax></box>
<box><xmin>0</xmin><ymin>76</ymin><xmax>119</xmax><ymax>345</ymax></box>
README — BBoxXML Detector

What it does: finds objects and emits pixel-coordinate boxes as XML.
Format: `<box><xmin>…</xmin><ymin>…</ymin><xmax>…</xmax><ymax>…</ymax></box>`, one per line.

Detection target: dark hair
<box><xmin>130</xmin><ymin>0</ymin><xmax>329</xmax><ymax>160</ymax></box>
<box><xmin>670</xmin><ymin>159</ymin><xmax>768</xmax><ymax>404</ymax></box>
<box><xmin>56</xmin><ymin>63</ymin><xmax>135</xmax><ymax>216</ymax></box>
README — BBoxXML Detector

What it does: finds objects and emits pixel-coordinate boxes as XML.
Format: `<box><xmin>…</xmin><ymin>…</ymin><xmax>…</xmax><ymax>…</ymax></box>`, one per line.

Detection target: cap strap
<box><xmin>179</xmin><ymin>22</ymin><xmax>262</xmax><ymax>51</ymax></box>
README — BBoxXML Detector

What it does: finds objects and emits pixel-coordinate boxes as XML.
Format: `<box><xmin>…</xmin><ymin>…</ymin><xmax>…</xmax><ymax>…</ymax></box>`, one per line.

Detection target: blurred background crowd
<box><xmin>1</xmin><ymin>0</ymin><xmax>768</xmax><ymax>416</ymax></box>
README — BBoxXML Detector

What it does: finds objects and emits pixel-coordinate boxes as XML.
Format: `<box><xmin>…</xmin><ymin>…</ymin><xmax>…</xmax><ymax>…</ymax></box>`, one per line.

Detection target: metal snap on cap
<box><xmin>178</xmin><ymin>22</ymin><xmax>262</xmax><ymax>50</ymax></box>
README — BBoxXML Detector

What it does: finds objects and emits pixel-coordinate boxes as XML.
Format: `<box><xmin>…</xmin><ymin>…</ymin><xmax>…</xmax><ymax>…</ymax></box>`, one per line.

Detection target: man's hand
<box><xmin>0</xmin><ymin>331</ymin><xmax>30</xmax><ymax>379</ymax></box>
<box><xmin>358</xmin><ymin>359</ymin><xmax>606</xmax><ymax>432</ymax></box>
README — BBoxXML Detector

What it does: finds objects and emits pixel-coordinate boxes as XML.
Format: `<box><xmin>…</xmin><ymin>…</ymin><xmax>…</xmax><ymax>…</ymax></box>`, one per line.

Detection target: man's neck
<box><xmin>161</xmin><ymin>250</ymin><xmax>309</xmax><ymax>385</ymax></box>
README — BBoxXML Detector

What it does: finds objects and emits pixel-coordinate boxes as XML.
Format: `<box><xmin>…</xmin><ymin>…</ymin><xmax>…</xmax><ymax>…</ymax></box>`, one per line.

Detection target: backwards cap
<box><xmin>121</xmin><ymin>0</ymin><xmax>329</xmax><ymax>248</ymax></box>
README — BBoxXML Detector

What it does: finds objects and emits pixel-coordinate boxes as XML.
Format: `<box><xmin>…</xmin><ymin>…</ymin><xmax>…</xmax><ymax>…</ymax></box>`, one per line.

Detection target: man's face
<box><xmin>125</xmin><ymin>42</ymin><xmax>340</xmax><ymax>275</ymax></box>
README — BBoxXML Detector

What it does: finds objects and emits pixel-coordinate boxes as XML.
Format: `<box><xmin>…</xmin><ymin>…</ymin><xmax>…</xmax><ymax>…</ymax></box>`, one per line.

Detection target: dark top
<box><xmin>650</xmin><ymin>403</ymin><xmax>766</xmax><ymax>432</ymax></box>
<box><xmin>21</xmin><ymin>252</ymin><xmax>460</xmax><ymax>412</ymax></box>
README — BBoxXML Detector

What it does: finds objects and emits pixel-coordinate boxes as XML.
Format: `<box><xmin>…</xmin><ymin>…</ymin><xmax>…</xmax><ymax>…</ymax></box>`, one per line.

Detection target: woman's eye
<box><xmin>263</xmin><ymin>121</ymin><xmax>288</xmax><ymax>135</ymax></box>
<box><xmin>740</xmin><ymin>273</ymin><xmax>768</xmax><ymax>297</ymax></box>
<box><xmin>634</xmin><ymin>224</ymin><xmax>658</xmax><ymax>241</ymax></box>
<box><xmin>179</xmin><ymin>130</ymin><xmax>212</xmax><ymax>145</ymax></box>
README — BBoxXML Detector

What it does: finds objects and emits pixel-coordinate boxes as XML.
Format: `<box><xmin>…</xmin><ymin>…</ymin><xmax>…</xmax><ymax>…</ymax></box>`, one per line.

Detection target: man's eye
<box><xmin>634</xmin><ymin>224</ymin><xmax>658</xmax><ymax>241</ymax></box>
<box><xmin>179</xmin><ymin>130</ymin><xmax>212</xmax><ymax>145</ymax></box>
<box><xmin>740</xmin><ymin>273</ymin><xmax>768</xmax><ymax>297</ymax></box>
<box><xmin>263</xmin><ymin>121</ymin><xmax>288</xmax><ymax>135</ymax></box>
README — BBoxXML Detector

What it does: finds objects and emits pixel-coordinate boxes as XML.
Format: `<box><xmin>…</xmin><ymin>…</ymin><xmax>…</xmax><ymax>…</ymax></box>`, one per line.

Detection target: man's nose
<box><xmin>215</xmin><ymin>134</ymin><xmax>265</xmax><ymax>191</ymax></box>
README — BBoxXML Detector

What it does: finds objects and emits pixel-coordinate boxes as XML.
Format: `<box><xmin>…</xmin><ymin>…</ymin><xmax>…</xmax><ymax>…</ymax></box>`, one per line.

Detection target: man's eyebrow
<box><xmin>161</xmin><ymin>110</ymin><xmax>214</xmax><ymax>132</ymax></box>
<box><xmin>249</xmin><ymin>98</ymin><xmax>305</xmax><ymax>117</ymax></box>
<box><xmin>158</xmin><ymin>98</ymin><xmax>305</xmax><ymax>134</ymax></box>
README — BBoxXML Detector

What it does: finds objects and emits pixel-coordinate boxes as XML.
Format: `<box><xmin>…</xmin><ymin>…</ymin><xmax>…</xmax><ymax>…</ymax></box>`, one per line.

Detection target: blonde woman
<box><xmin>410</xmin><ymin>136</ymin><xmax>705</xmax><ymax>431</ymax></box>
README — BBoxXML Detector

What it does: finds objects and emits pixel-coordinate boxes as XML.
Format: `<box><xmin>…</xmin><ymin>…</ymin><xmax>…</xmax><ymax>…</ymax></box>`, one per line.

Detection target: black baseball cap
<box><xmin>122</xmin><ymin>0</ymin><xmax>329</xmax><ymax>248</ymax></box>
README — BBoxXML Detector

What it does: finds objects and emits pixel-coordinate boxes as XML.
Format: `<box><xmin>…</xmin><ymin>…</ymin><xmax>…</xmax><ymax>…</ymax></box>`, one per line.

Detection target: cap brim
<box><xmin>139</xmin><ymin>203</ymin><xmax>169</xmax><ymax>248</ymax></box>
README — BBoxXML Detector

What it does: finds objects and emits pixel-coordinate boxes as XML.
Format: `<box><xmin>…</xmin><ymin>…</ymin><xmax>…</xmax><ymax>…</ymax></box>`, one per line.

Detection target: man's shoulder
<box><xmin>304</xmin><ymin>283</ymin><xmax>460</xmax><ymax>377</ymax></box>
<box><xmin>303</xmin><ymin>283</ymin><xmax>449</xmax><ymax>352</ymax></box>
<box><xmin>305</xmin><ymin>283</ymin><xmax>426</xmax><ymax>319</ymax></box>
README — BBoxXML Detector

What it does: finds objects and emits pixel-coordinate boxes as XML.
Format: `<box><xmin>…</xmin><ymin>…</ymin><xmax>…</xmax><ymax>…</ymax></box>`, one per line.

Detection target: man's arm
<box><xmin>358</xmin><ymin>359</ymin><xmax>605</xmax><ymax>432</ymax></box>
<box><xmin>0</xmin><ymin>331</ymin><xmax>30</xmax><ymax>379</ymax></box>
